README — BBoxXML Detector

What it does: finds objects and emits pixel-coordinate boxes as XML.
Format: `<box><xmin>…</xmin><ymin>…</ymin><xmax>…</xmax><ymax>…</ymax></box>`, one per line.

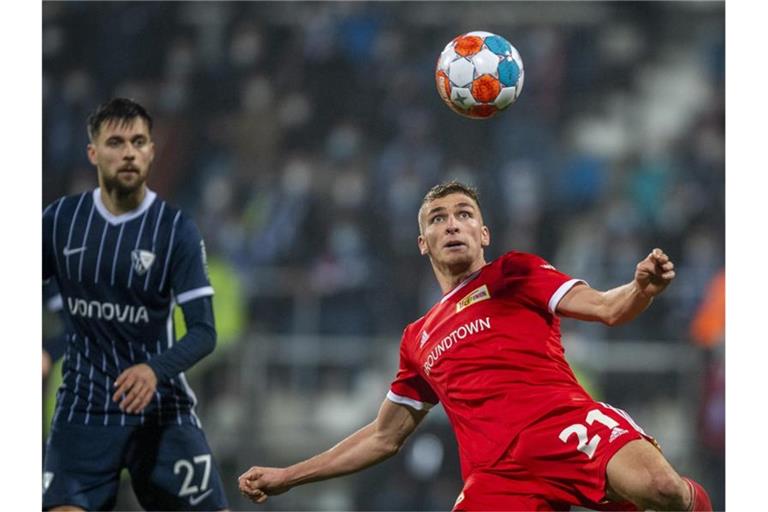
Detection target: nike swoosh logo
<box><xmin>188</xmin><ymin>489</ymin><xmax>213</xmax><ymax>506</ymax></box>
<box><xmin>63</xmin><ymin>246</ymin><xmax>87</xmax><ymax>257</ymax></box>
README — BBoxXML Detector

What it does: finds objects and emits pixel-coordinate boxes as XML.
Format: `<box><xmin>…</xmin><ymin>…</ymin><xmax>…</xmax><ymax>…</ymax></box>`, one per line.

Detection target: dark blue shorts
<box><xmin>43</xmin><ymin>422</ymin><xmax>228</xmax><ymax>511</ymax></box>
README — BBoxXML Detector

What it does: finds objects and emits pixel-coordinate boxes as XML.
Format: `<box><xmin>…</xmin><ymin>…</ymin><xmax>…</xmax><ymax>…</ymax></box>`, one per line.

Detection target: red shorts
<box><xmin>453</xmin><ymin>401</ymin><xmax>655</xmax><ymax>511</ymax></box>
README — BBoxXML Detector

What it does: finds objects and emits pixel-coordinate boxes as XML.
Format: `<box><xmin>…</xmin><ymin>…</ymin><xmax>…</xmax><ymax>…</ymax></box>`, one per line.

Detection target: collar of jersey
<box><xmin>93</xmin><ymin>187</ymin><xmax>157</xmax><ymax>225</ymax></box>
<box><xmin>440</xmin><ymin>267</ymin><xmax>484</xmax><ymax>304</ymax></box>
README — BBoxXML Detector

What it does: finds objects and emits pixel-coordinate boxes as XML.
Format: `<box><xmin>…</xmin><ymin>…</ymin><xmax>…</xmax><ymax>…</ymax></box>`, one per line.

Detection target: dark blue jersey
<box><xmin>43</xmin><ymin>188</ymin><xmax>213</xmax><ymax>427</ymax></box>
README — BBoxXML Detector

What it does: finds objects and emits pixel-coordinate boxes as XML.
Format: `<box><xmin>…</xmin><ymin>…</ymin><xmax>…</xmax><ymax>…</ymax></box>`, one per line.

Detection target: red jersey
<box><xmin>388</xmin><ymin>251</ymin><xmax>593</xmax><ymax>479</ymax></box>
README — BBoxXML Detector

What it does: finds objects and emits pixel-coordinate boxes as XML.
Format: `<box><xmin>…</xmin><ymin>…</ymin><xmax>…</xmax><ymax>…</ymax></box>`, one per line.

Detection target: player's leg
<box><xmin>605</xmin><ymin>438</ymin><xmax>712</xmax><ymax>511</ymax></box>
<box><xmin>126</xmin><ymin>423</ymin><xmax>229</xmax><ymax>511</ymax></box>
<box><xmin>502</xmin><ymin>401</ymin><xmax>700</xmax><ymax>510</ymax></box>
<box><xmin>43</xmin><ymin>423</ymin><xmax>129</xmax><ymax>510</ymax></box>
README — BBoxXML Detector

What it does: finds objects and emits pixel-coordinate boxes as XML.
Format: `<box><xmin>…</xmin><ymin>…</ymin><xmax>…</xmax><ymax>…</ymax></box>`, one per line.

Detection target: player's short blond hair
<box><xmin>418</xmin><ymin>181</ymin><xmax>482</xmax><ymax>233</ymax></box>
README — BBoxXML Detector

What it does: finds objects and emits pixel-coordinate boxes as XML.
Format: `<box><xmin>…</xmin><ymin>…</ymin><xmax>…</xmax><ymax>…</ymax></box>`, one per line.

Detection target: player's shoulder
<box><xmin>156</xmin><ymin>200</ymin><xmax>208</xmax><ymax>251</ymax></box>
<box><xmin>43</xmin><ymin>190</ymin><xmax>94</xmax><ymax>217</ymax></box>
<box><xmin>154</xmin><ymin>194</ymin><xmax>181</xmax><ymax>219</ymax></box>
<box><xmin>401</xmin><ymin>315</ymin><xmax>428</xmax><ymax>343</ymax></box>
<box><xmin>497</xmin><ymin>250</ymin><xmax>554</xmax><ymax>274</ymax></box>
<box><xmin>154</xmin><ymin>198</ymin><xmax>200</xmax><ymax>230</ymax></box>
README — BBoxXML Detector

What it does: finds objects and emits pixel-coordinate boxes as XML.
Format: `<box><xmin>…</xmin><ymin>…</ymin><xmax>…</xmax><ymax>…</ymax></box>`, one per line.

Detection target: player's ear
<box><xmin>481</xmin><ymin>225</ymin><xmax>490</xmax><ymax>248</ymax></box>
<box><xmin>418</xmin><ymin>234</ymin><xmax>429</xmax><ymax>256</ymax></box>
<box><xmin>147</xmin><ymin>139</ymin><xmax>156</xmax><ymax>163</ymax></box>
<box><xmin>86</xmin><ymin>143</ymin><xmax>97</xmax><ymax>166</ymax></box>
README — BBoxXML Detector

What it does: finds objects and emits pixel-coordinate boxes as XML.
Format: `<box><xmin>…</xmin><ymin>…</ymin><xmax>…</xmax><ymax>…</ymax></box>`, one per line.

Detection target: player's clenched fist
<box><xmin>113</xmin><ymin>363</ymin><xmax>158</xmax><ymax>414</ymax></box>
<box><xmin>238</xmin><ymin>466</ymin><xmax>291</xmax><ymax>504</ymax></box>
<box><xmin>634</xmin><ymin>248</ymin><xmax>676</xmax><ymax>298</ymax></box>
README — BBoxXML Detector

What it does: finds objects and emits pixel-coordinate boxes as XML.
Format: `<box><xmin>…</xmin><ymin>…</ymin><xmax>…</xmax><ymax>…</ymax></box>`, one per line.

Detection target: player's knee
<box><xmin>642</xmin><ymin>469</ymin><xmax>687</xmax><ymax>510</ymax></box>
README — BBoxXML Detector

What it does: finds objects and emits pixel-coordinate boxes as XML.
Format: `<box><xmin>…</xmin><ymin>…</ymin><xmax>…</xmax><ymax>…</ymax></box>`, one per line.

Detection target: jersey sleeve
<box><xmin>169</xmin><ymin>214</ymin><xmax>214</xmax><ymax>304</ymax></box>
<box><xmin>500</xmin><ymin>252</ymin><xmax>586</xmax><ymax>315</ymax></box>
<box><xmin>146</xmin><ymin>295</ymin><xmax>216</xmax><ymax>381</ymax></box>
<box><xmin>387</xmin><ymin>327</ymin><xmax>439</xmax><ymax>411</ymax></box>
<box><xmin>43</xmin><ymin>199</ymin><xmax>61</xmax><ymax>281</ymax></box>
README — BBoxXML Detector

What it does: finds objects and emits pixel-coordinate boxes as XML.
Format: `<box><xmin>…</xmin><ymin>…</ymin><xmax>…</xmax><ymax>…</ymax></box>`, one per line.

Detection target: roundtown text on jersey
<box><xmin>423</xmin><ymin>317</ymin><xmax>491</xmax><ymax>375</ymax></box>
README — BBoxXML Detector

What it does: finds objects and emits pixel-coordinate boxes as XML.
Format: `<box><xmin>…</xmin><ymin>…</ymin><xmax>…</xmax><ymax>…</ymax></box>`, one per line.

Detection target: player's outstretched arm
<box><xmin>238</xmin><ymin>398</ymin><xmax>428</xmax><ymax>504</ymax></box>
<box><xmin>557</xmin><ymin>248</ymin><xmax>676</xmax><ymax>326</ymax></box>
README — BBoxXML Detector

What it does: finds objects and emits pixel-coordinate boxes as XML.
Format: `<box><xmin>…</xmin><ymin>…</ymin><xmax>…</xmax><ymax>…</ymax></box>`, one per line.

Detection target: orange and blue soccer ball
<box><xmin>435</xmin><ymin>31</ymin><xmax>524</xmax><ymax>119</ymax></box>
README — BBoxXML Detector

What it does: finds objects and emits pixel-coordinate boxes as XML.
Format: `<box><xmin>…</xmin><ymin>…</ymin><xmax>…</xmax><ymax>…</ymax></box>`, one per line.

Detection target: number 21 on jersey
<box><xmin>558</xmin><ymin>408</ymin><xmax>621</xmax><ymax>459</ymax></box>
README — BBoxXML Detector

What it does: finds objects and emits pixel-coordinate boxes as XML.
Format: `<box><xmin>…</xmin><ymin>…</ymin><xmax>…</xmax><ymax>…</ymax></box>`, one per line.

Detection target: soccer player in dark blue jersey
<box><xmin>42</xmin><ymin>98</ymin><xmax>229</xmax><ymax>511</ymax></box>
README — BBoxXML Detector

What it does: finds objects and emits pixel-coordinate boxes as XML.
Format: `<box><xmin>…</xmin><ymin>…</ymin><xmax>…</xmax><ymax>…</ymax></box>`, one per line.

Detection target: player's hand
<box><xmin>634</xmin><ymin>248</ymin><xmax>676</xmax><ymax>298</ymax></box>
<box><xmin>43</xmin><ymin>349</ymin><xmax>52</xmax><ymax>379</ymax></box>
<box><xmin>238</xmin><ymin>466</ymin><xmax>292</xmax><ymax>504</ymax></box>
<box><xmin>113</xmin><ymin>363</ymin><xmax>158</xmax><ymax>414</ymax></box>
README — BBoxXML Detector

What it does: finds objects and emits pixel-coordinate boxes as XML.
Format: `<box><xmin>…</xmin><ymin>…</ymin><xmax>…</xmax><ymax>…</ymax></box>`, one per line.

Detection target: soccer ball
<box><xmin>435</xmin><ymin>31</ymin><xmax>524</xmax><ymax>119</ymax></box>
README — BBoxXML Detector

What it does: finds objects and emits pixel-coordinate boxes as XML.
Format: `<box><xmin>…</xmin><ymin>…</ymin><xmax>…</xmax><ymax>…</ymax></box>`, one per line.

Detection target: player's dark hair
<box><xmin>87</xmin><ymin>98</ymin><xmax>153</xmax><ymax>141</ymax></box>
<box><xmin>418</xmin><ymin>180</ymin><xmax>482</xmax><ymax>231</ymax></box>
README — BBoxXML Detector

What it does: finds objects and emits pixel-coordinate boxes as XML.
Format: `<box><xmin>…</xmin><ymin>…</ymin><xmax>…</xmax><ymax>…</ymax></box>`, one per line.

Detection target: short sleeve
<box><xmin>387</xmin><ymin>327</ymin><xmax>439</xmax><ymax>411</ymax></box>
<box><xmin>500</xmin><ymin>252</ymin><xmax>586</xmax><ymax>315</ymax></box>
<box><xmin>170</xmin><ymin>214</ymin><xmax>214</xmax><ymax>304</ymax></box>
<box><xmin>43</xmin><ymin>199</ymin><xmax>61</xmax><ymax>281</ymax></box>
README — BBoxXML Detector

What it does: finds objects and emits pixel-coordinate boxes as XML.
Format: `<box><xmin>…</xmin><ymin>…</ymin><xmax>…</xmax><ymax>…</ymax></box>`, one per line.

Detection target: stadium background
<box><xmin>41</xmin><ymin>2</ymin><xmax>725</xmax><ymax>510</ymax></box>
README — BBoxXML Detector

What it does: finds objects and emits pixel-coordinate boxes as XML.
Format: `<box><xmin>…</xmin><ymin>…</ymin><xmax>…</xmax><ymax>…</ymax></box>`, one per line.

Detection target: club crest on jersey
<box><xmin>131</xmin><ymin>249</ymin><xmax>156</xmax><ymax>276</ymax></box>
<box><xmin>456</xmin><ymin>285</ymin><xmax>491</xmax><ymax>313</ymax></box>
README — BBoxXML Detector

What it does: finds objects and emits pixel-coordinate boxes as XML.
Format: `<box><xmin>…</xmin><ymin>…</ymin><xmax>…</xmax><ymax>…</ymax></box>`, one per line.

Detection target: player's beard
<box><xmin>101</xmin><ymin>167</ymin><xmax>148</xmax><ymax>197</ymax></box>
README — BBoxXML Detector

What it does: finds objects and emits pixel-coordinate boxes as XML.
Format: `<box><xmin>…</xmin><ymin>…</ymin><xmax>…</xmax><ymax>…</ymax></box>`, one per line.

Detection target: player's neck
<box><xmin>434</xmin><ymin>258</ymin><xmax>486</xmax><ymax>295</ymax></box>
<box><xmin>99</xmin><ymin>185</ymin><xmax>147</xmax><ymax>216</ymax></box>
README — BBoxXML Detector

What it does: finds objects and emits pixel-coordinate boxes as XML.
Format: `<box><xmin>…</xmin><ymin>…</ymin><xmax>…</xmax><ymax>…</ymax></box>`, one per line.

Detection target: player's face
<box><xmin>418</xmin><ymin>193</ymin><xmax>490</xmax><ymax>271</ymax></box>
<box><xmin>87</xmin><ymin>118</ymin><xmax>154</xmax><ymax>195</ymax></box>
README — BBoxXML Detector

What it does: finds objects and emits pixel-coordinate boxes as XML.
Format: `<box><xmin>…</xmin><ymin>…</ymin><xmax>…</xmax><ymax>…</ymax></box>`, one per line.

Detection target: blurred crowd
<box><xmin>43</xmin><ymin>1</ymin><xmax>724</xmax><ymax>340</ymax></box>
<box><xmin>42</xmin><ymin>2</ymin><xmax>724</xmax><ymax>510</ymax></box>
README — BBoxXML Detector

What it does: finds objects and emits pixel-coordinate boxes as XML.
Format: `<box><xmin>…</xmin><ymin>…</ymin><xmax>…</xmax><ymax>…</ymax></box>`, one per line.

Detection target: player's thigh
<box><xmin>43</xmin><ymin>423</ymin><xmax>131</xmax><ymax>511</ymax></box>
<box><xmin>126</xmin><ymin>424</ymin><xmax>228</xmax><ymax>511</ymax></box>
<box><xmin>510</xmin><ymin>401</ymin><xmax>652</xmax><ymax>506</ymax></box>
<box><xmin>604</xmin><ymin>437</ymin><xmax>683</xmax><ymax>504</ymax></box>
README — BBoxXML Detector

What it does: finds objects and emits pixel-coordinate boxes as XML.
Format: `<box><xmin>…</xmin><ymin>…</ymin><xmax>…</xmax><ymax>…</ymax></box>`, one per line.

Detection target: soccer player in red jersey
<box><xmin>239</xmin><ymin>181</ymin><xmax>712</xmax><ymax>511</ymax></box>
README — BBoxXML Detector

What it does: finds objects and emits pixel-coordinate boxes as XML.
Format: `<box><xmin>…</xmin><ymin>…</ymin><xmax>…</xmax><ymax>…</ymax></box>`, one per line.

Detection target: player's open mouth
<box><xmin>444</xmin><ymin>241</ymin><xmax>466</xmax><ymax>250</ymax></box>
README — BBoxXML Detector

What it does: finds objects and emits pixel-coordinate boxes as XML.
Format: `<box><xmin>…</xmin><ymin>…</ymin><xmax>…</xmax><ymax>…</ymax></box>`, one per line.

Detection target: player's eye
<box><xmin>459</xmin><ymin>211</ymin><xmax>471</xmax><ymax>219</ymax></box>
<box><xmin>431</xmin><ymin>215</ymin><xmax>444</xmax><ymax>224</ymax></box>
<box><xmin>106</xmin><ymin>139</ymin><xmax>122</xmax><ymax>147</ymax></box>
<box><xmin>133</xmin><ymin>138</ymin><xmax>147</xmax><ymax>147</ymax></box>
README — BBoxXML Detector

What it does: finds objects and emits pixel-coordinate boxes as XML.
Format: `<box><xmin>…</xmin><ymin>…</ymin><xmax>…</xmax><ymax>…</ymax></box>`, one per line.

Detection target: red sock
<box><xmin>684</xmin><ymin>477</ymin><xmax>713</xmax><ymax>511</ymax></box>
